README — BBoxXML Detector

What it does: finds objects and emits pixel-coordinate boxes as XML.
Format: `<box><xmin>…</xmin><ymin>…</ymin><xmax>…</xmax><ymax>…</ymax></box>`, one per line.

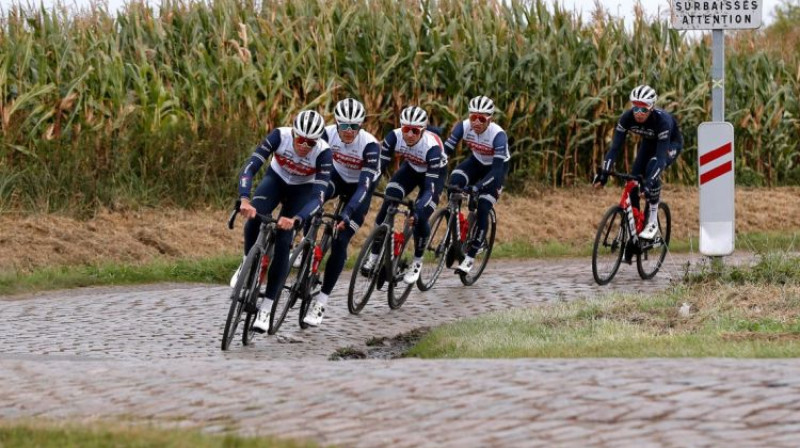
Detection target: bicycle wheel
<box><xmin>637</xmin><ymin>202</ymin><xmax>671</xmax><ymax>280</ymax></box>
<box><xmin>242</xmin><ymin>252</ymin><xmax>269</xmax><ymax>346</ymax></box>
<box><xmin>388</xmin><ymin>227</ymin><xmax>415</xmax><ymax>309</ymax></box>
<box><xmin>347</xmin><ymin>225</ymin><xmax>388</xmax><ymax>315</ymax></box>
<box><xmin>417</xmin><ymin>207</ymin><xmax>451</xmax><ymax>291</ymax></box>
<box><xmin>459</xmin><ymin>209</ymin><xmax>496</xmax><ymax>286</ymax></box>
<box><xmin>269</xmin><ymin>240</ymin><xmax>309</xmax><ymax>335</ymax></box>
<box><xmin>592</xmin><ymin>205</ymin><xmax>627</xmax><ymax>285</ymax></box>
<box><xmin>222</xmin><ymin>247</ymin><xmax>260</xmax><ymax>351</ymax></box>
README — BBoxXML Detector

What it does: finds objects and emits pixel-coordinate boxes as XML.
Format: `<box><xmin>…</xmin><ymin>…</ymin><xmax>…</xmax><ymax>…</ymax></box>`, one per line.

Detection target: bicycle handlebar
<box><xmin>609</xmin><ymin>172</ymin><xmax>644</xmax><ymax>183</ymax></box>
<box><xmin>373</xmin><ymin>190</ymin><xmax>415</xmax><ymax>209</ymax></box>
<box><xmin>227</xmin><ymin>199</ymin><xmax>279</xmax><ymax>230</ymax></box>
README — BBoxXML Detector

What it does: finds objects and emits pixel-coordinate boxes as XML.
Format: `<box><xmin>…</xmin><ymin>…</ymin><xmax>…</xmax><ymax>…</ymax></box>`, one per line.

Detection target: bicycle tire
<box><xmin>637</xmin><ymin>202</ymin><xmax>671</xmax><ymax>280</ymax></box>
<box><xmin>388</xmin><ymin>226</ymin><xmax>415</xmax><ymax>309</ymax></box>
<box><xmin>459</xmin><ymin>208</ymin><xmax>496</xmax><ymax>286</ymax></box>
<box><xmin>347</xmin><ymin>225</ymin><xmax>388</xmax><ymax>315</ymax></box>
<box><xmin>270</xmin><ymin>240</ymin><xmax>309</xmax><ymax>335</ymax></box>
<box><xmin>592</xmin><ymin>205</ymin><xmax>627</xmax><ymax>285</ymax></box>
<box><xmin>417</xmin><ymin>207</ymin><xmax>451</xmax><ymax>291</ymax></box>
<box><xmin>242</xmin><ymin>251</ymin><xmax>269</xmax><ymax>346</ymax></box>
<box><xmin>222</xmin><ymin>246</ymin><xmax>260</xmax><ymax>350</ymax></box>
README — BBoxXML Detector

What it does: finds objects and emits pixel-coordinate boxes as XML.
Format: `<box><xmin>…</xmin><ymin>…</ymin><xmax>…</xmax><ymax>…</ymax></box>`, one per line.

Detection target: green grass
<box><xmin>0</xmin><ymin>422</ymin><xmax>318</xmax><ymax>448</ymax></box>
<box><xmin>0</xmin><ymin>255</ymin><xmax>242</xmax><ymax>296</ymax></box>
<box><xmin>408</xmin><ymin>252</ymin><xmax>800</xmax><ymax>359</ymax></box>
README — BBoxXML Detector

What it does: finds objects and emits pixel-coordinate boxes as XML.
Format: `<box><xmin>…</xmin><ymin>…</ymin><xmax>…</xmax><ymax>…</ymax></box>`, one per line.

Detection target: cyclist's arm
<box><xmin>443</xmin><ymin>121</ymin><xmax>465</xmax><ymax>158</ymax></box>
<box><xmin>602</xmin><ymin>113</ymin><xmax>632</xmax><ymax>172</ymax></box>
<box><xmin>416</xmin><ymin>146</ymin><xmax>442</xmax><ymax>208</ymax></box>
<box><xmin>341</xmin><ymin>142</ymin><xmax>381</xmax><ymax>223</ymax></box>
<box><xmin>476</xmin><ymin>132</ymin><xmax>509</xmax><ymax>191</ymax></box>
<box><xmin>238</xmin><ymin>129</ymin><xmax>281</xmax><ymax>199</ymax></box>
<box><xmin>379</xmin><ymin>131</ymin><xmax>398</xmax><ymax>175</ymax></box>
<box><xmin>295</xmin><ymin>149</ymin><xmax>333</xmax><ymax>224</ymax></box>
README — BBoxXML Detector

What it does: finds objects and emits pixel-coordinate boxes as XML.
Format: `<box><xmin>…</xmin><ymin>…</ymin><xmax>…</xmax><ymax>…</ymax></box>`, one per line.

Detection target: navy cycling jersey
<box><xmin>380</xmin><ymin>129</ymin><xmax>443</xmax><ymax>200</ymax></box>
<box><xmin>602</xmin><ymin>108</ymin><xmax>682</xmax><ymax>171</ymax></box>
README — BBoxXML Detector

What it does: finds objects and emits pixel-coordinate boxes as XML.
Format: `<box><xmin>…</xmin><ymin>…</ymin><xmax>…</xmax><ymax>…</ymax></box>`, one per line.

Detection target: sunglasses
<box><xmin>631</xmin><ymin>103</ymin><xmax>652</xmax><ymax>114</ymax></box>
<box><xmin>293</xmin><ymin>135</ymin><xmax>318</xmax><ymax>147</ymax></box>
<box><xmin>469</xmin><ymin>113</ymin><xmax>490</xmax><ymax>123</ymax></box>
<box><xmin>401</xmin><ymin>126</ymin><xmax>423</xmax><ymax>136</ymax></box>
<box><xmin>338</xmin><ymin>123</ymin><xmax>361</xmax><ymax>131</ymax></box>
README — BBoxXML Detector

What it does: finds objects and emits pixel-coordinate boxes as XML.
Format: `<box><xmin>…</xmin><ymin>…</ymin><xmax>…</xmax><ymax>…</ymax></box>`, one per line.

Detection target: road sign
<box><xmin>671</xmin><ymin>0</ymin><xmax>763</xmax><ymax>30</ymax></box>
<box><xmin>698</xmin><ymin>122</ymin><xmax>735</xmax><ymax>256</ymax></box>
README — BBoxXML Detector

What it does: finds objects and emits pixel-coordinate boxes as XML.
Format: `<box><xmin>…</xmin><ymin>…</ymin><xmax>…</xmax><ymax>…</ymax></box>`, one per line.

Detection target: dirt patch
<box><xmin>328</xmin><ymin>327</ymin><xmax>430</xmax><ymax>360</ymax></box>
<box><xmin>2</xmin><ymin>186</ymin><xmax>800</xmax><ymax>273</ymax></box>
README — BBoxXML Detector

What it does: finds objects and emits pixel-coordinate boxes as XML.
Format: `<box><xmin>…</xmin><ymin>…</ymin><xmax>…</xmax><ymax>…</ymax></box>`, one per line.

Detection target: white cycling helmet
<box><xmin>293</xmin><ymin>110</ymin><xmax>325</xmax><ymax>139</ymax></box>
<box><xmin>468</xmin><ymin>95</ymin><xmax>494</xmax><ymax>115</ymax></box>
<box><xmin>334</xmin><ymin>98</ymin><xmax>366</xmax><ymax>124</ymax></box>
<box><xmin>399</xmin><ymin>106</ymin><xmax>428</xmax><ymax>127</ymax></box>
<box><xmin>630</xmin><ymin>85</ymin><xmax>657</xmax><ymax>108</ymax></box>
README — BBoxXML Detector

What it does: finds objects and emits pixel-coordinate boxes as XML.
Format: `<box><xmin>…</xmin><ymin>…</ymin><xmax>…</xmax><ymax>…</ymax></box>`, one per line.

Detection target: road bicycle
<box><xmin>592</xmin><ymin>172</ymin><xmax>671</xmax><ymax>285</ymax></box>
<box><xmin>417</xmin><ymin>184</ymin><xmax>496</xmax><ymax>290</ymax></box>
<box><xmin>221</xmin><ymin>201</ymin><xmax>286</xmax><ymax>350</ymax></box>
<box><xmin>347</xmin><ymin>191</ymin><xmax>415</xmax><ymax>314</ymax></box>
<box><xmin>271</xmin><ymin>200</ymin><xmax>344</xmax><ymax>333</ymax></box>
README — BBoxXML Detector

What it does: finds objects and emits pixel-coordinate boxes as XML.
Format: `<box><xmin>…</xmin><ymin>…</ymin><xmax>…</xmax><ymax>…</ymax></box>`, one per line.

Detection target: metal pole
<box><xmin>712</xmin><ymin>30</ymin><xmax>725</xmax><ymax>121</ymax></box>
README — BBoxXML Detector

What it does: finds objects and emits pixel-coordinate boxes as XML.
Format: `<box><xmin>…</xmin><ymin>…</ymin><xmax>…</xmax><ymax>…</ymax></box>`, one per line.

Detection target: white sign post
<box><xmin>670</xmin><ymin>1</ymin><xmax>762</xmax><ymax>258</ymax></box>
<box><xmin>698</xmin><ymin>122</ymin><xmax>735</xmax><ymax>255</ymax></box>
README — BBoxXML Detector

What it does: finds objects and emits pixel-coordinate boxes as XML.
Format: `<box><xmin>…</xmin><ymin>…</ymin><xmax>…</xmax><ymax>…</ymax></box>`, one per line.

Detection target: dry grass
<box><xmin>3</xmin><ymin>186</ymin><xmax>800</xmax><ymax>273</ymax></box>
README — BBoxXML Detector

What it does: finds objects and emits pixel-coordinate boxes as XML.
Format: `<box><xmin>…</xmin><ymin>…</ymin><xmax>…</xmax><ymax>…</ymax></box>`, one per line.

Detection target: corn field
<box><xmin>1</xmin><ymin>0</ymin><xmax>798</xmax><ymax>213</ymax></box>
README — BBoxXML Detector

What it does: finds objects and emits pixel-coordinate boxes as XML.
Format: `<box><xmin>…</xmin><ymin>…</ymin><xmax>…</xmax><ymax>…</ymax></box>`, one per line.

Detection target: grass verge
<box><xmin>2</xmin><ymin>231</ymin><xmax>798</xmax><ymax>296</ymax></box>
<box><xmin>408</xmin><ymin>252</ymin><xmax>800</xmax><ymax>358</ymax></box>
<box><xmin>0</xmin><ymin>421</ymin><xmax>317</xmax><ymax>448</ymax></box>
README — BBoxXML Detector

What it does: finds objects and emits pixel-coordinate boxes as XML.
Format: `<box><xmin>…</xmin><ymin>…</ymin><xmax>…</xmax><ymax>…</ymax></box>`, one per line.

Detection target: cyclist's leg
<box><xmin>629</xmin><ymin>142</ymin><xmax>654</xmax><ymax>212</ymax></box>
<box><xmin>371</xmin><ymin>163</ymin><xmax>415</xmax><ymax>255</ymax></box>
<box><xmin>263</xmin><ymin>183</ymin><xmax>314</xmax><ymax>302</ymax></box>
<box><xmin>244</xmin><ymin>168</ymin><xmax>282</xmax><ymax>255</ymax></box>
<box><xmin>467</xmin><ymin>161</ymin><xmax>508</xmax><ymax>258</ymax></box>
<box><xmin>321</xmin><ymin>181</ymin><xmax>366</xmax><ymax>296</ymax></box>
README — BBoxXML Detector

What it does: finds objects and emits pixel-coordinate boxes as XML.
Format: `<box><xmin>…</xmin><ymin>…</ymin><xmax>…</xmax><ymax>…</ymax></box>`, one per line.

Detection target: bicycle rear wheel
<box><xmin>347</xmin><ymin>226</ymin><xmax>388</xmax><ymax>315</ymax></box>
<box><xmin>388</xmin><ymin>227</ymin><xmax>415</xmax><ymax>309</ymax></box>
<box><xmin>222</xmin><ymin>247</ymin><xmax>260</xmax><ymax>350</ymax></box>
<box><xmin>592</xmin><ymin>206</ymin><xmax>627</xmax><ymax>285</ymax></box>
<box><xmin>269</xmin><ymin>241</ymin><xmax>309</xmax><ymax>335</ymax></box>
<box><xmin>459</xmin><ymin>209</ymin><xmax>496</xmax><ymax>286</ymax></box>
<box><xmin>637</xmin><ymin>202</ymin><xmax>671</xmax><ymax>280</ymax></box>
<box><xmin>417</xmin><ymin>207</ymin><xmax>451</xmax><ymax>291</ymax></box>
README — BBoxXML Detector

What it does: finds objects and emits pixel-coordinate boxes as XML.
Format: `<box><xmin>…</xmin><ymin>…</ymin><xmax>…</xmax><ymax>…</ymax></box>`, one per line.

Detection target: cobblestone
<box><xmin>2</xmin><ymin>253</ymin><xmax>799</xmax><ymax>446</ymax></box>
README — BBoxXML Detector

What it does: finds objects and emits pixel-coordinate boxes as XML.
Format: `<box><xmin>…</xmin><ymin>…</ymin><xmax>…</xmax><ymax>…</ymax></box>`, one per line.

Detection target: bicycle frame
<box><xmin>619</xmin><ymin>179</ymin><xmax>645</xmax><ymax>247</ymax></box>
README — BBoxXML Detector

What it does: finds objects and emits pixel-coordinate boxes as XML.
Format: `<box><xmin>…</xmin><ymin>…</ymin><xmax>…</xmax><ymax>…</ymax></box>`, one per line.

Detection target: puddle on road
<box><xmin>328</xmin><ymin>327</ymin><xmax>430</xmax><ymax>360</ymax></box>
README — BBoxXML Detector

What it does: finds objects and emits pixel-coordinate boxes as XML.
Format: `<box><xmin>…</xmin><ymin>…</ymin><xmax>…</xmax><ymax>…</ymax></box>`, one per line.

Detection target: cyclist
<box><xmin>443</xmin><ymin>95</ymin><xmax>510</xmax><ymax>275</ymax></box>
<box><xmin>362</xmin><ymin>105</ymin><xmax>444</xmax><ymax>284</ymax></box>
<box><xmin>301</xmin><ymin>98</ymin><xmax>382</xmax><ymax>327</ymax></box>
<box><xmin>233</xmin><ymin>110</ymin><xmax>332</xmax><ymax>333</ymax></box>
<box><xmin>593</xmin><ymin>85</ymin><xmax>683</xmax><ymax>242</ymax></box>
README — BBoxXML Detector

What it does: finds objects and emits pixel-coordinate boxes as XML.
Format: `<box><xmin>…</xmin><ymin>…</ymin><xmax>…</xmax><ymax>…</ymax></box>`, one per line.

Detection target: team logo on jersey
<box><xmin>466</xmin><ymin>141</ymin><xmax>494</xmax><ymax>156</ymax></box>
<box><xmin>333</xmin><ymin>151</ymin><xmax>364</xmax><ymax>170</ymax></box>
<box><xmin>275</xmin><ymin>154</ymin><xmax>316</xmax><ymax>176</ymax></box>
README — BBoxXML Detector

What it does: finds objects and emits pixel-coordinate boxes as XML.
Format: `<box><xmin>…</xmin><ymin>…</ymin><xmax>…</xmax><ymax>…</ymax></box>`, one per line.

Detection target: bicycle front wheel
<box><xmin>592</xmin><ymin>206</ymin><xmax>627</xmax><ymax>285</ymax></box>
<box><xmin>637</xmin><ymin>202</ymin><xmax>671</xmax><ymax>280</ymax></box>
<box><xmin>388</xmin><ymin>227</ymin><xmax>415</xmax><ymax>309</ymax></box>
<box><xmin>270</xmin><ymin>241</ymin><xmax>309</xmax><ymax>335</ymax></box>
<box><xmin>459</xmin><ymin>209</ymin><xmax>496</xmax><ymax>286</ymax></box>
<box><xmin>347</xmin><ymin>226</ymin><xmax>388</xmax><ymax>315</ymax></box>
<box><xmin>417</xmin><ymin>207</ymin><xmax>451</xmax><ymax>291</ymax></box>
<box><xmin>222</xmin><ymin>247</ymin><xmax>260</xmax><ymax>350</ymax></box>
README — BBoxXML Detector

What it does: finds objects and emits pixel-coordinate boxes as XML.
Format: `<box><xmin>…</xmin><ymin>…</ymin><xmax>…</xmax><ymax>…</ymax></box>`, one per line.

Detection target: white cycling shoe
<box><xmin>456</xmin><ymin>257</ymin><xmax>474</xmax><ymax>275</ymax></box>
<box><xmin>403</xmin><ymin>261</ymin><xmax>423</xmax><ymax>284</ymax></box>
<box><xmin>251</xmin><ymin>307</ymin><xmax>271</xmax><ymax>334</ymax></box>
<box><xmin>303</xmin><ymin>300</ymin><xmax>326</xmax><ymax>327</ymax></box>
<box><xmin>229</xmin><ymin>255</ymin><xmax>246</xmax><ymax>288</ymax></box>
<box><xmin>639</xmin><ymin>222</ymin><xmax>659</xmax><ymax>240</ymax></box>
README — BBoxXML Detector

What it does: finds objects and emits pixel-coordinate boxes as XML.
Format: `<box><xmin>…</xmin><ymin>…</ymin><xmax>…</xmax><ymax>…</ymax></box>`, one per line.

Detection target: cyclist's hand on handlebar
<box><xmin>592</xmin><ymin>170</ymin><xmax>609</xmax><ymax>188</ymax></box>
<box><xmin>277</xmin><ymin>216</ymin><xmax>297</xmax><ymax>230</ymax></box>
<box><xmin>240</xmin><ymin>198</ymin><xmax>257</xmax><ymax>219</ymax></box>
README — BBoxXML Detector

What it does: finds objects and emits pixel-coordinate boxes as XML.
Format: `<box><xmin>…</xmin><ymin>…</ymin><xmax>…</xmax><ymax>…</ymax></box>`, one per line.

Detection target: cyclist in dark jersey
<box><xmin>233</xmin><ymin>110</ymin><xmax>332</xmax><ymax>333</ymax></box>
<box><xmin>593</xmin><ymin>85</ymin><xmax>683</xmax><ymax>240</ymax></box>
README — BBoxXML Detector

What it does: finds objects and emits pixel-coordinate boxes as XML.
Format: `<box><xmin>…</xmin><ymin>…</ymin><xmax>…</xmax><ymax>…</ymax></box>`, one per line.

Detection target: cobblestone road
<box><xmin>3</xmin><ymin>252</ymin><xmax>799</xmax><ymax>447</ymax></box>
